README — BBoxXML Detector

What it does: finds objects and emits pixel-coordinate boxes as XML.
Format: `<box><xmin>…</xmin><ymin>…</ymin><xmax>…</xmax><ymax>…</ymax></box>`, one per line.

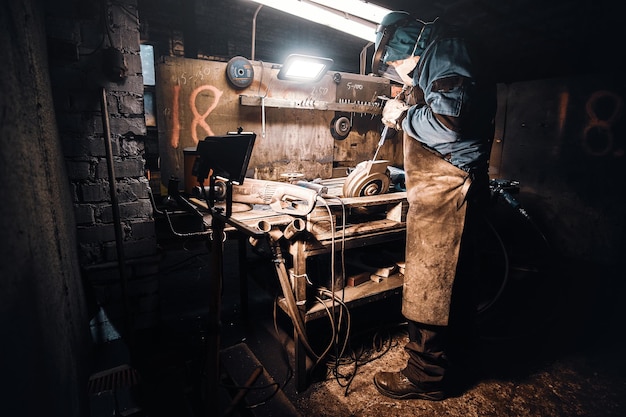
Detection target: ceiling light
<box><xmin>249</xmin><ymin>0</ymin><xmax>391</xmax><ymax>42</ymax></box>
<box><xmin>308</xmin><ymin>0</ymin><xmax>391</xmax><ymax>23</ymax></box>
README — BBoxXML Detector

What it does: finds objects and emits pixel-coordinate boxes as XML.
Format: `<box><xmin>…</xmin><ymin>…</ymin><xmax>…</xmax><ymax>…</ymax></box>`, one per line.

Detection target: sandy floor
<box><xmin>292</xmin><ymin>330</ymin><xmax>626</xmax><ymax>417</ymax></box>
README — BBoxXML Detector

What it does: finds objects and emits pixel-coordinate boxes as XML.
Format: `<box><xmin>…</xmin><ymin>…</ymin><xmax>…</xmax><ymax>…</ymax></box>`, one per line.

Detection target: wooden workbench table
<box><xmin>198</xmin><ymin>187</ymin><xmax>408</xmax><ymax>393</ymax></box>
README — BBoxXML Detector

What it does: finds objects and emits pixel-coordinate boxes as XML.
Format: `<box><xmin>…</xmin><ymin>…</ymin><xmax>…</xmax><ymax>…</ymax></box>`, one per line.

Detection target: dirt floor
<box><xmin>289</xmin><ymin>330</ymin><xmax>626</xmax><ymax>417</ymax></box>
<box><xmin>92</xmin><ymin>233</ymin><xmax>626</xmax><ymax>417</ymax></box>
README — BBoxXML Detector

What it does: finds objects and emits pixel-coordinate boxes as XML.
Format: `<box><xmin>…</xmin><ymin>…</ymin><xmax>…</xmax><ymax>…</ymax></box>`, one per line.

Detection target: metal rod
<box><xmin>100</xmin><ymin>87</ymin><xmax>133</xmax><ymax>346</ymax></box>
<box><xmin>373</xmin><ymin>125</ymin><xmax>388</xmax><ymax>160</ymax></box>
<box><xmin>251</xmin><ymin>4</ymin><xmax>263</xmax><ymax>60</ymax></box>
<box><xmin>360</xmin><ymin>41</ymin><xmax>373</xmax><ymax>75</ymax></box>
<box><xmin>221</xmin><ymin>366</ymin><xmax>264</xmax><ymax>417</ymax></box>
<box><xmin>207</xmin><ymin>212</ymin><xmax>225</xmax><ymax>414</ymax></box>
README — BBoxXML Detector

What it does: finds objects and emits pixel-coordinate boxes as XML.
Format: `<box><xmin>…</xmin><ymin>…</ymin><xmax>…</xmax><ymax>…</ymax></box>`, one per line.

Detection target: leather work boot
<box><xmin>373</xmin><ymin>371</ymin><xmax>445</xmax><ymax>401</ymax></box>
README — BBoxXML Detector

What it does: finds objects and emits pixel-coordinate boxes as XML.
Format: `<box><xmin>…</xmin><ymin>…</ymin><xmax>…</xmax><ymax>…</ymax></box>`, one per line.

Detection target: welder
<box><xmin>371</xmin><ymin>11</ymin><xmax>497</xmax><ymax>400</ymax></box>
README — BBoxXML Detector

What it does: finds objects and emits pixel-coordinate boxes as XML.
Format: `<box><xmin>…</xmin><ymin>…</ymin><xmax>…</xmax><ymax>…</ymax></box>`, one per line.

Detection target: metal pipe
<box><xmin>283</xmin><ymin>218</ymin><xmax>305</xmax><ymax>241</ymax></box>
<box><xmin>257</xmin><ymin>219</ymin><xmax>283</xmax><ymax>241</ymax></box>
<box><xmin>251</xmin><ymin>4</ymin><xmax>263</xmax><ymax>60</ymax></box>
<box><xmin>100</xmin><ymin>87</ymin><xmax>132</xmax><ymax>345</ymax></box>
<box><xmin>222</xmin><ymin>366</ymin><xmax>263</xmax><ymax>417</ymax></box>
<box><xmin>249</xmin><ymin>219</ymin><xmax>271</xmax><ymax>248</ymax></box>
<box><xmin>256</xmin><ymin>220</ymin><xmax>272</xmax><ymax>233</ymax></box>
<box><xmin>360</xmin><ymin>41</ymin><xmax>373</xmax><ymax>75</ymax></box>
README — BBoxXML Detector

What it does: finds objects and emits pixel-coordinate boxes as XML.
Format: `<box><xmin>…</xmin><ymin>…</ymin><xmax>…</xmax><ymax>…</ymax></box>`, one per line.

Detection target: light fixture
<box><xmin>277</xmin><ymin>54</ymin><xmax>334</xmax><ymax>83</ymax></box>
<box><xmin>308</xmin><ymin>0</ymin><xmax>391</xmax><ymax>23</ymax></box>
<box><xmin>249</xmin><ymin>0</ymin><xmax>391</xmax><ymax>42</ymax></box>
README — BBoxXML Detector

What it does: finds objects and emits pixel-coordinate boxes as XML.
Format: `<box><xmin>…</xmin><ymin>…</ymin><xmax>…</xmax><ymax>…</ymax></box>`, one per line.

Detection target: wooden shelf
<box><xmin>278</xmin><ymin>273</ymin><xmax>404</xmax><ymax>322</ymax></box>
<box><xmin>239</xmin><ymin>95</ymin><xmax>383</xmax><ymax>115</ymax></box>
<box><xmin>300</xmin><ymin>219</ymin><xmax>406</xmax><ymax>256</ymax></box>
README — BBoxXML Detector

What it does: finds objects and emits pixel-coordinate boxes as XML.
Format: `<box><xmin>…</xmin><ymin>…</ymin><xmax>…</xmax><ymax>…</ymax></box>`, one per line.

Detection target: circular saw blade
<box><xmin>343</xmin><ymin>160</ymin><xmax>391</xmax><ymax>197</ymax></box>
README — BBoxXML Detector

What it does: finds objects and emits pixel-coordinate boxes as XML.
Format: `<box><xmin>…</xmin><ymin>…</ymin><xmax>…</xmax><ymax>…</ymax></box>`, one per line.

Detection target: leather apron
<box><xmin>402</xmin><ymin>132</ymin><xmax>472</xmax><ymax>326</ymax></box>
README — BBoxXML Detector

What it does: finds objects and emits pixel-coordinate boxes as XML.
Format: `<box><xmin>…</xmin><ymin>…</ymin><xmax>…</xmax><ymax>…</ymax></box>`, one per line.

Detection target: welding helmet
<box><xmin>372</xmin><ymin>11</ymin><xmax>434</xmax><ymax>85</ymax></box>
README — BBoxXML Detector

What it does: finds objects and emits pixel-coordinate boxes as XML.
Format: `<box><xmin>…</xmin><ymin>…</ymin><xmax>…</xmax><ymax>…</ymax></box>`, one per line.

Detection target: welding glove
<box><xmin>381</xmin><ymin>98</ymin><xmax>410</xmax><ymax>130</ymax></box>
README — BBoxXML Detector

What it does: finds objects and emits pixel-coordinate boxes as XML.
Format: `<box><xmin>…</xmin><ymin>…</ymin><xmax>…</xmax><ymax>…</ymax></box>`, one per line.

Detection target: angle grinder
<box><xmin>342</xmin><ymin>159</ymin><xmax>391</xmax><ymax>197</ymax></box>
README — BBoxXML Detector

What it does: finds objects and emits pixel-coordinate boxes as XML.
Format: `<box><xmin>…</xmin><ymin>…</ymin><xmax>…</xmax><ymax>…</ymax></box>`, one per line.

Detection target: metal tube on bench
<box><xmin>283</xmin><ymin>218</ymin><xmax>305</xmax><ymax>240</ymax></box>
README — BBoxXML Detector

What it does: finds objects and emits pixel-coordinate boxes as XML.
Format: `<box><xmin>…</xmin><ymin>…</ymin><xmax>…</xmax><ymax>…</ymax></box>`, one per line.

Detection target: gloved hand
<box><xmin>381</xmin><ymin>98</ymin><xmax>410</xmax><ymax>130</ymax></box>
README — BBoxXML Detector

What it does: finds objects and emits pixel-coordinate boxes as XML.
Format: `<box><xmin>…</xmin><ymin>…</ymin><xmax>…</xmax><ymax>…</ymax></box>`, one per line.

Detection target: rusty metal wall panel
<box><xmin>332</xmin><ymin>73</ymin><xmax>396</xmax><ymax>171</ymax></box>
<box><xmin>155</xmin><ymin>57</ymin><xmax>396</xmax><ymax>187</ymax></box>
<box><xmin>497</xmin><ymin>74</ymin><xmax>626</xmax><ymax>263</ymax></box>
<box><xmin>155</xmin><ymin>57</ymin><xmax>339</xmax><ymax>185</ymax></box>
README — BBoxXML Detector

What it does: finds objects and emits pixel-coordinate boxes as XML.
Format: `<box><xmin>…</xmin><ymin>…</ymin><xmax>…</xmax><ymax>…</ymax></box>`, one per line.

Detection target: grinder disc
<box><xmin>330</xmin><ymin>115</ymin><xmax>351</xmax><ymax>140</ymax></box>
<box><xmin>343</xmin><ymin>160</ymin><xmax>391</xmax><ymax>197</ymax></box>
<box><xmin>226</xmin><ymin>56</ymin><xmax>254</xmax><ymax>88</ymax></box>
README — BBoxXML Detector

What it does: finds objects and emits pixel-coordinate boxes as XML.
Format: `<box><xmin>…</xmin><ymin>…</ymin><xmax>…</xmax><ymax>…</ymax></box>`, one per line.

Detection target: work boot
<box><xmin>373</xmin><ymin>371</ymin><xmax>445</xmax><ymax>401</ymax></box>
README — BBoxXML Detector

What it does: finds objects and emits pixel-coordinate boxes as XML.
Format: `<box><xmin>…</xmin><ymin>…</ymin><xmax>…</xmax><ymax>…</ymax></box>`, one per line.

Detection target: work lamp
<box><xmin>277</xmin><ymin>54</ymin><xmax>334</xmax><ymax>82</ymax></box>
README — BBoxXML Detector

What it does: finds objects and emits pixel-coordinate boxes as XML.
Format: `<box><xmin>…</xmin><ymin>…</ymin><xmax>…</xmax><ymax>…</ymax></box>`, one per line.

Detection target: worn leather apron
<box><xmin>402</xmin><ymin>132</ymin><xmax>472</xmax><ymax>326</ymax></box>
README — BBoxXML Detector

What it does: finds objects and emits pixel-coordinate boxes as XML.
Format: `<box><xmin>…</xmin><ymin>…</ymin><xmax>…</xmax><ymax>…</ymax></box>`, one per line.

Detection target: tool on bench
<box><xmin>193</xmin><ymin>177</ymin><xmax>318</xmax><ymax>216</ymax></box>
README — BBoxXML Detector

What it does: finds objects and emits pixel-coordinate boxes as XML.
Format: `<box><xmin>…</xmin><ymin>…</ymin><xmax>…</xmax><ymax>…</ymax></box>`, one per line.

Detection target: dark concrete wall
<box><xmin>0</xmin><ymin>0</ymin><xmax>91</xmax><ymax>415</ymax></box>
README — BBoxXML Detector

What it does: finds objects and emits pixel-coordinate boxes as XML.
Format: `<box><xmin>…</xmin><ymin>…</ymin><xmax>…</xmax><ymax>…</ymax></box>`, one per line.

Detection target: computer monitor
<box><xmin>193</xmin><ymin>133</ymin><xmax>256</xmax><ymax>185</ymax></box>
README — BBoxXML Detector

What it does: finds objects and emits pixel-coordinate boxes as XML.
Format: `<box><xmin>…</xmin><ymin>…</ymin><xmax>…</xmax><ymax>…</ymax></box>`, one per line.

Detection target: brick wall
<box><xmin>46</xmin><ymin>0</ymin><xmax>157</xmax><ymax>267</ymax></box>
<box><xmin>45</xmin><ymin>0</ymin><xmax>159</xmax><ymax>341</ymax></box>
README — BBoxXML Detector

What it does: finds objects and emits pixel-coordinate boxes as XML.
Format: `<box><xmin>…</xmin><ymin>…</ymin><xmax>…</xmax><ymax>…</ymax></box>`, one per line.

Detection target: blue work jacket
<box><xmin>402</xmin><ymin>25</ymin><xmax>496</xmax><ymax>173</ymax></box>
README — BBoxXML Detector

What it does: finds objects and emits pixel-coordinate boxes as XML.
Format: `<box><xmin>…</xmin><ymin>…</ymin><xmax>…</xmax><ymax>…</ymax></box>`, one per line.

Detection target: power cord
<box><xmin>326</xmin><ymin>321</ymin><xmax>404</xmax><ymax>396</ymax></box>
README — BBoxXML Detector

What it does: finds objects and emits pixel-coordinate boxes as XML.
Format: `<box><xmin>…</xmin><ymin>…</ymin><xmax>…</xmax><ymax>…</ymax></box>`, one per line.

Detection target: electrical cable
<box><xmin>256</xmin><ymin>60</ymin><xmax>265</xmax><ymax>97</ymax></box>
<box><xmin>308</xmin><ymin>196</ymin><xmax>349</xmax><ymax>371</ymax></box>
<box><xmin>318</xmin><ymin>288</ymin><xmax>351</xmax><ymax>356</ymax></box>
<box><xmin>315</xmin><ymin>196</ymin><xmax>347</xmax><ymax>294</ymax></box>
<box><xmin>78</xmin><ymin>0</ymin><xmax>112</xmax><ymax>56</ymax></box>
<box><xmin>315</xmin><ymin>196</ymin><xmax>351</xmax><ymax>369</ymax></box>
<box><xmin>148</xmin><ymin>180</ymin><xmax>211</xmax><ymax>239</ymax></box>
<box><xmin>265</xmin><ymin>194</ymin><xmax>351</xmax><ymax>381</ymax></box>
<box><xmin>477</xmin><ymin>181</ymin><xmax>555</xmax><ymax>315</ymax></box>
<box><xmin>103</xmin><ymin>0</ymin><xmax>115</xmax><ymax>48</ymax></box>
<box><xmin>268</xmin><ymin>285</ymin><xmax>337</xmax><ymax>382</ymax></box>
<box><xmin>476</xmin><ymin>214</ymin><xmax>509</xmax><ymax>315</ymax></box>
<box><xmin>260</xmin><ymin>187</ymin><xmax>402</xmax><ymax>394</ymax></box>
<box><xmin>492</xmin><ymin>185</ymin><xmax>552</xmax><ymax>251</ymax></box>
<box><xmin>316</xmin><ymin>291</ymin><xmax>350</xmax><ymax>375</ymax></box>
<box><xmin>326</xmin><ymin>321</ymin><xmax>402</xmax><ymax>396</ymax></box>
<box><xmin>309</xmin><ymin>193</ymin><xmax>414</xmax><ymax>396</ymax></box>
<box><xmin>163</xmin><ymin>210</ymin><xmax>212</xmax><ymax>238</ymax></box>
<box><xmin>467</xmin><ymin>180</ymin><xmax>570</xmax><ymax>349</ymax></box>
<box><xmin>312</xmin><ymin>294</ymin><xmax>341</xmax><ymax>362</ymax></box>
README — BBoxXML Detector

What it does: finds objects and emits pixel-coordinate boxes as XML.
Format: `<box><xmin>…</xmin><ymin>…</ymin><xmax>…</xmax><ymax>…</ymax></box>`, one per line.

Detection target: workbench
<box><xmin>199</xmin><ymin>180</ymin><xmax>408</xmax><ymax>393</ymax></box>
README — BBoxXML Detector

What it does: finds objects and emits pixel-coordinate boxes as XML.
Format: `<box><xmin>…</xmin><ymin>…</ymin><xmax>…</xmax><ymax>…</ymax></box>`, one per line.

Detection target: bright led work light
<box><xmin>277</xmin><ymin>54</ymin><xmax>334</xmax><ymax>82</ymax></box>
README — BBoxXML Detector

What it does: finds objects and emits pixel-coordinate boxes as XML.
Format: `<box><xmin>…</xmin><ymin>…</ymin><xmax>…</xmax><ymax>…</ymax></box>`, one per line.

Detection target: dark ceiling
<box><xmin>368</xmin><ymin>0</ymin><xmax>622</xmax><ymax>83</ymax></box>
<box><xmin>140</xmin><ymin>0</ymin><xmax>623</xmax><ymax>84</ymax></box>
<box><xmin>257</xmin><ymin>0</ymin><xmax>622</xmax><ymax>83</ymax></box>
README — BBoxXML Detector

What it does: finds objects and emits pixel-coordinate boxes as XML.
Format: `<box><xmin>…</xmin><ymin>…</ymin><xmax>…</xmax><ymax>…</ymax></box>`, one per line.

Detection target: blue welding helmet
<box><xmin>372</xmin><ymin>11</ymin><xmax>434</xmax><ymax>84</ymax></box>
